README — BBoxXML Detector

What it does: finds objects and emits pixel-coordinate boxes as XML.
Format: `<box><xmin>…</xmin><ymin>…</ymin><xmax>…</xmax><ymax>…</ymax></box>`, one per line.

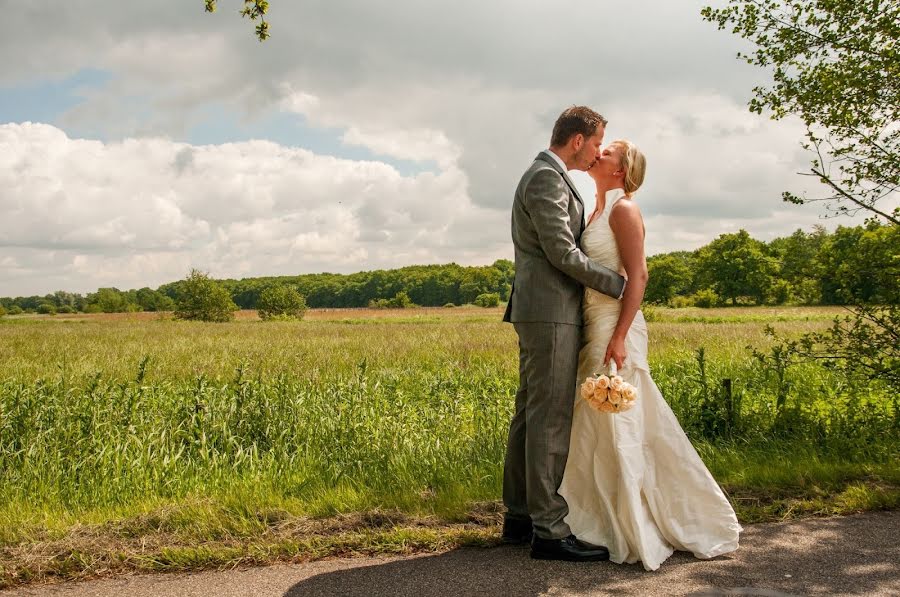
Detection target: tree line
<box><xmin>646</xmin><ymin>221</ymin><xmax>897</xmax><ymax>307</ymax></box>
<box><xmin>1</xmin><ymin>222</ymin><xmax>896</xmax><ymax>317</ymax></box>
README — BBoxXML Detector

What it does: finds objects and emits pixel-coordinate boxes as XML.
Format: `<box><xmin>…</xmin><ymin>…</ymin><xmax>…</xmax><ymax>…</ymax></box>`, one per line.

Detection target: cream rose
<box><xmin>598</xmin><ymin>400</ymin><xmax>616</xmax><ymax>413</ymax></box>
<box><xmin>610</xmin><ymin>376</ymin><xmax>624</xmax><ymax>391</ymax></box>
<box><xmin>623</xmin><ymin>386</ymin><xmax>638</xmax><ymax>402</ymax></box>
<box><xmin>592</xmin><ymin>385</ymin><xmax>609</xmax><ymax>404</ymax></box>
<box><xmin>608</xmin><ymin>388</ymin><xmax>621</xmax><ymax>405</ymax></box>
<box><xmin>581</xmin><ymin>377</ymin><xmax>598</xmax><ymax>400</ymax></box>
<box><xmin>596</xmin><ymin>375</ymin><xmax>610</xmax><ymax>390</ymax></box>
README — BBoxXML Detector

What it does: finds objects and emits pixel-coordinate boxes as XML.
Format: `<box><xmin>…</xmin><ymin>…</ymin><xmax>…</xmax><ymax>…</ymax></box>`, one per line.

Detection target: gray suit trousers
<box><xmin>503</xmin><ymin>321</ymin><xmax>580</xmax><ymax>540</ymax></box>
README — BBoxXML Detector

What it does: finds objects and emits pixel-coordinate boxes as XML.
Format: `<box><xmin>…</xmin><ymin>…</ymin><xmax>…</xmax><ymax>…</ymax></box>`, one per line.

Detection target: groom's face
<box><xmin>573</xmin><ymin>127</ymin><xmax>605</xmax><ymax>171</ymax></box>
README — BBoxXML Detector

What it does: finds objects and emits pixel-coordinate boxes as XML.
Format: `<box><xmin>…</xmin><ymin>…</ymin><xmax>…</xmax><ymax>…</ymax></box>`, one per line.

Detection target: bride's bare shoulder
<box><xmin>609</xmin><ymin>197</ymin><xmax>643</xmax><ymax>222</ymax></box>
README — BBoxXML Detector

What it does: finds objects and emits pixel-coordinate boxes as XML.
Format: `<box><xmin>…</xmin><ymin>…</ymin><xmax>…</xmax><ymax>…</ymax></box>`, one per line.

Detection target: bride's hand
<box><xmin>604</xmin><ymin>336</ymin><xmax>627</xmax><ymax>371</ymax></box>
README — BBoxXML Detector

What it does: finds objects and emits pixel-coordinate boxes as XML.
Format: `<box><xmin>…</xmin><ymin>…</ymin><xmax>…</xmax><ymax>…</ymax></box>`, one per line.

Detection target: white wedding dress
<box><xmin>559</xmin><ymin>188</ymin><xmax>742</xmax><ymax>571</ymax></box>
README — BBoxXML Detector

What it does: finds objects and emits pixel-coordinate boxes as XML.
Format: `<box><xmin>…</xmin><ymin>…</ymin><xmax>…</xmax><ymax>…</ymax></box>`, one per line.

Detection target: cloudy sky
<box><xmin>0</xmin><ymin>0</ymin><xmax>874</xmax><ymax>297</ymax></box>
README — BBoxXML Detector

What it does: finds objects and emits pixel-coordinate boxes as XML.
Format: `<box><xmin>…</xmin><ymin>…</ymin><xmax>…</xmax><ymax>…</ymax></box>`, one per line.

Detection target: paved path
<box><xmin>4</xmin><ymin>511</ymin><xmax>899</xmax><ymax>596</ymax></box>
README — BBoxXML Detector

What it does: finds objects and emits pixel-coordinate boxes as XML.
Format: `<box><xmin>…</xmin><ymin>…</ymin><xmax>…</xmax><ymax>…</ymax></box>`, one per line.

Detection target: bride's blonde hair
<box><xmin>611</xmin><ymin>140</ymin><xmax>646</xmax><ymax>197</ymax></box>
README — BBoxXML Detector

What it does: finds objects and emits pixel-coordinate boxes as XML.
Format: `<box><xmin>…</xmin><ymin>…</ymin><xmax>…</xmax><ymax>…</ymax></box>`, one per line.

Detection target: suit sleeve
<box><xmin>524</xmin><ymin>168</ymin><xmax>626</xmax><ymax>299</ymax></box>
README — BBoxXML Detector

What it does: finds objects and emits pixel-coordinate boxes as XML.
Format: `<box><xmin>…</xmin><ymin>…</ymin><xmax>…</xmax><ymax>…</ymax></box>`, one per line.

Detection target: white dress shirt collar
<box><xmin>542</xmin><ymin>149</ymin><xmax>569</xmax><ymax>172</ymax></box>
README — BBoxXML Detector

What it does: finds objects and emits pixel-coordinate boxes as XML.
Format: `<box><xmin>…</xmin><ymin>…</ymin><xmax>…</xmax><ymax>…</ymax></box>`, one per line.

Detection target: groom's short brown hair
<box><xmin>550</xmin><ymin>106</ymin><xmax>608</xmax><ymax>147</ymax></box>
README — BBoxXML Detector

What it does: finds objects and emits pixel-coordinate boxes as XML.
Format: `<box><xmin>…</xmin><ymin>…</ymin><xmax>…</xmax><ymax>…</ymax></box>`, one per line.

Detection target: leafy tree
<box><xmin>817</xmin><ymin>222</ymin><xmax>900</xmax><ymax>304</ymax></box>
<box><xmin>135</xmin><ymin>287</ymin><xmax>176</xmax><ymax>312</ymax></box>
<box><xmin>48</xmin><ymin>290</ymin><xmax>80</xmax><ymax>311</ymax></box>
<box><xmin>458</xmin><ymin>267</ymin><xmax>504</xmax><ymax>304</ymax></box>
<box><xmin>174</xmin><ymin>269</ymin><xmax>238</xmax><ymax>322</ymax></box>
<box><xmin>204</xmin><ymin>0</ymin><xmax>270</xmax><ymax>41</ymax></box>
<box><xmin>7</xmin><ymin>306</ymin><xmax>22</xmax><ymax>315</ymax></box>
<box><xmin>696</xmin><ymin>230</ymin><xmax>779</xmax><ymax>305</ymax></box>
<box><xmin>768</xmin><ymin>227</ymin><xmax>827</xmax><ymax>304</ymax></box>
<box><xmin>257</xmin><ymin>285</ymin><xmax>308</xmax><ymax>321</ymax></box>
<box><xmin>646</xmin><ymin>253</ymin><xmax>693</xmax><ymax>305</ymax></box>
<box><xmin>88</xmin><ymin>288</ymin><xmax>134</xmax><ymax>313</ymax></box>
<box><xmin>702</xmin><ymin>0</ymin><xmax>899</xmax><ymax>225</ymax></box>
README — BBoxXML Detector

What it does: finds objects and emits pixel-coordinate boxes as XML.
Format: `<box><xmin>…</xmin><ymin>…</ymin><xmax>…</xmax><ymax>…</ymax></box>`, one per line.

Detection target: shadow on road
<box><xmin>285</xmin><ymin>513</ymin><xmax>900</xmax><ymax>597</ymax></box>
<box><xmin>284</xmin><ymin>545</ymin><xmax>710</xmax><ymax>597</ymax></box>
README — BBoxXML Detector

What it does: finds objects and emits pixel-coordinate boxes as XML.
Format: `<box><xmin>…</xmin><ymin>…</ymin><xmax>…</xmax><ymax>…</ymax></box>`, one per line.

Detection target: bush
<box><xmin>0</xmin><ymin>305</ymin><xmax>5</xmax><ymax>318</ymax></box>
<box><xmin>669</xmin><ymin>295</ymin><xmax>695</xmax><ymax>309</ymax></box>
<box><xmin>57</xmin><ymin>305</ymin><xmax>76</xmax><ymax>314</ymax></box>
<box><xmin>174</xmin><ymin>269</ymin><xmax>238</xmax><ymax>322</ymax></box>
<box><xmin>443</xmin><ymin>303</ymin><xmax>456</xmax><ymax>308</ymax></box>
<box><xmin>257</xmin><ymin>285</ymin><xmax>307</xmax><ymax>321</ymax></box>
<box><xmin>37</xmin><ymin>303</ymin><xmax>57</xmax><ymax>315</ymax></box>
<box><xmin>369</xmin><ymin>291</ymin><xmax>416</xmax><ymax>309</ymax></box>
<box><xmin>692</xmin><ymin>289</ymin><xmax>721</xmax><ymax>308</ymax></box>
<box><xmin>7</xmin><ymin>306</ymin><xmax>23</xmax><ymax>316</ymax></box>
<box><xmin>642</xmin><ymin>304</ymin><xmax>660</xmax><ymax>322</ymax></box>
<box><xmin>84</xmin><ymin>304</ymin><xmax>103</xmax><ymax>314</ymax></box>
<box><xmin>473</xmin><ymin>293</ymin><xmax>500</xmax><ymax>308</ymax></box>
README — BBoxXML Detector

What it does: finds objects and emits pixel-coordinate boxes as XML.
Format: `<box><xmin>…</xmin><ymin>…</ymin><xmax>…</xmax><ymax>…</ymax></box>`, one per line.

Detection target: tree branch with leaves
<box><xmin>204</xmin><ymin>0</ymin><xmax>270</xmax><ymax>41</ymax></box>
<box><xmin>703</xmin><ymin>0</ymin><xmax>899</xmax><ymax>391</ymax></box>
<box><xmin>702</xmin><ymin>0</ymin><xmax>899</xmax><ymax>224</ymax></box>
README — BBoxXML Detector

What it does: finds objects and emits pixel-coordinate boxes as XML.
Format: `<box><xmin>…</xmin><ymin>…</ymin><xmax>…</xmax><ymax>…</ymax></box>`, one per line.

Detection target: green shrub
<box><xmin>37</xmin><ymin>303</ymin><xmax>57</xmax><ymax>315</ymax></box>
<box><xmin>473</xmin><ymin>293</ymin><xmax>500</xmax><ymax>308</ymax></box>
<box><xmin>443</xmin><ymin>303</ymin><xmax>456</xmax><ymax>308</ymax></box>
<box><xmin>0</xmin><ymin>305</ymin><xmax>5</xmax><ymax>318</ymax></box>
<box><xmin>174</xmin><ymin>269</ymin><xmax>238</xmax><ymax>322</ymax></box>
<box><xmin>692</xmin><ymin>289</ymin><xmax>721</xmax><ymax>308</ymax></box>
<box><xmin>57</xmin><ymin>305</ymin><xmax>76</xmax><ymax>314</ymax></box>
<box><xmin>257</xmin><ymin>285</ymin><xmax>307</xmax><ymax>321</ymax></box>
<box><xmin>369</xmin><ymin>291</ymin><xmax>416</xmax><ymax>309</ymax></box>
<box><xmin>669</xmin><ymin>295</ymin><xmax>695</xmax><ymax>308</ymax></box>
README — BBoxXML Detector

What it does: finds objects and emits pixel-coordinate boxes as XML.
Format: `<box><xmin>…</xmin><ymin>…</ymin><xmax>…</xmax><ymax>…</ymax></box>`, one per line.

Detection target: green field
<box><xmin>0</xmin><ymin>306</ymin><xmax>897</xmax><ymax>586</ymax></box>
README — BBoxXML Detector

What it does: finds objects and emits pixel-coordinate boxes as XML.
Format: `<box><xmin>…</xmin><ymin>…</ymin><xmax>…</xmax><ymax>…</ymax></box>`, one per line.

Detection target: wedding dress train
<box><xmin>559</xmin><ymin>189</ymin><xmax>741</xmax><ymax>571</ymax></box>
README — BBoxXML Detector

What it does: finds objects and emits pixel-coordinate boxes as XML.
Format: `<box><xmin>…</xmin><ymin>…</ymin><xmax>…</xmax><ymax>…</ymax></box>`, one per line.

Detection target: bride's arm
<box><xmin>604</xmin><ymin>199</ymin><xmax>648</xmax><ymax>369</ymax></box>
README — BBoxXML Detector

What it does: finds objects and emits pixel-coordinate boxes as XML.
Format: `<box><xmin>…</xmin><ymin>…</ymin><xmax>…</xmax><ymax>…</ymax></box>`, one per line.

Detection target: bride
<box><xmin>558</xmin><ymin>140</ymin><xmax>742</xmax><ymax>571</ymax></box>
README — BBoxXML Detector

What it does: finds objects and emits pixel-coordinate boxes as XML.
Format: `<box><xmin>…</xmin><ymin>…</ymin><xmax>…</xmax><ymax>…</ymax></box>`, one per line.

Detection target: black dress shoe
<box><xmin>530</xmin><ymin>534</ymin><xmax>610</xmax><ymax>561</ymax></box>
<box><xmin>501</xmin><ymin>517</ymin><xmax>533</xmax><ymax>544</ymax></box>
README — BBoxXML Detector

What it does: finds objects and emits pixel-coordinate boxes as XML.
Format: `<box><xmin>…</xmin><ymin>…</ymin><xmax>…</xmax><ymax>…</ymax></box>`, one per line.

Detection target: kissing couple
<box><xmin>502</xmin><ymin>106</ymin><xmax>742</xmax><ymax>570</ymax></box>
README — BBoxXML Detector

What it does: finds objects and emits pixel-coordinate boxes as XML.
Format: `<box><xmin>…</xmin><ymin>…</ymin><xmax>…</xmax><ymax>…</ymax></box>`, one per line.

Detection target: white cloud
<box><xmin>0</xmin><ymin>123</ymin><xmax>506</xmax><ymax>295</ymax></box>
<box><xmin>0</xmin><ymin>0</ymin><xmax>888</xmax><ymax>296</ymax></box>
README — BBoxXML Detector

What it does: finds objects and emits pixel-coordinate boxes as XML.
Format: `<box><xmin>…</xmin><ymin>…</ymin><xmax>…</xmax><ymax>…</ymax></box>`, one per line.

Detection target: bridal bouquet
<box><xmin>580</xmin><ymin>362</ymin><xmax>637</xmax><ymax>414</ymax></box>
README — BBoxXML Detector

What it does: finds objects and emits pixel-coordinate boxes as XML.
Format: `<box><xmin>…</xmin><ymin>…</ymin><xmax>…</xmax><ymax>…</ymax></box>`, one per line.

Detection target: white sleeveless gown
<box><xmin>559</xmin><ymin>189</ymin><xmax>742</xmax><ymax>571</ymax></box>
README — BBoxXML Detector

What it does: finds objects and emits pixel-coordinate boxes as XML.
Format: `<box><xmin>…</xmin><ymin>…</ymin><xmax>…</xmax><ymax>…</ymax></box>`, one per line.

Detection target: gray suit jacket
<box><xmin>503</xmin><ymin>152</ymin><xmax>626</xmax><ymax>326</ymax></box>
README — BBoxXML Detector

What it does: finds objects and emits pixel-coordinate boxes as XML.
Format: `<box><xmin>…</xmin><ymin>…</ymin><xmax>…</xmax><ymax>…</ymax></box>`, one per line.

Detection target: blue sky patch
<box><xmin>0</xmin><ymin>68</ymin><xmax>113</xmax><ymax>126</ymax></box>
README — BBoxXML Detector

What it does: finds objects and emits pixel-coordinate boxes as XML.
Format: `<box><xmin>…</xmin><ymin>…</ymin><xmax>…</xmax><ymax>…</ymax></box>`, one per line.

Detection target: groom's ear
<box><xmin>572</xmin><ymin>133</ymin><xmax>584</xmax><ymax>151</ymax></box>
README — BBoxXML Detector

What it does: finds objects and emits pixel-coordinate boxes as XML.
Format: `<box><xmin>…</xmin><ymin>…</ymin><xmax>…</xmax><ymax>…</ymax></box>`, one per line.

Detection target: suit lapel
<box><xmin>535</xmin><ymin>152</ymin><xmax>585</xmax><ymax>233</ymax></box>
<box><xmin>535</xmin><ymin>152</ymin><xmax>585</xmax><ymax>209</ymax></box>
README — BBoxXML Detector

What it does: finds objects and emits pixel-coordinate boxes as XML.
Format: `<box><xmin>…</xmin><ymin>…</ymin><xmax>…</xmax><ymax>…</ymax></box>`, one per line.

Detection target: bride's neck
<box><xmin>593</xmin><ymin>182</ymin><xmax>625</xmax><ymax>198</ymax></box>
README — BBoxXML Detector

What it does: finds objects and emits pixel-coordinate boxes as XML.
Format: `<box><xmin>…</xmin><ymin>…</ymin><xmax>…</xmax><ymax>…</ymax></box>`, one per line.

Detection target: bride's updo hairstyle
<box><xmin>612</xmin><ymin>140</ymin><xmax>646</xmax><ymax>197</ymax></box>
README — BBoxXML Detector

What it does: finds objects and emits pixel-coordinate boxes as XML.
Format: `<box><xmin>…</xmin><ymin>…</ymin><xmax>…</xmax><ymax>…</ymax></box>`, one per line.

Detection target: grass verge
<box><xmin>2</xmin><ymin>479</ymin><xmax>897</xmax><ymax>590</ymax></box>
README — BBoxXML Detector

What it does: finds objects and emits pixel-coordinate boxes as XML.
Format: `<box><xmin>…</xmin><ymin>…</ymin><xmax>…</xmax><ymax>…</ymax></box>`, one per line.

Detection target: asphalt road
<box><xmin>5</xmin><ymin>511</ymin><xmax>899</xmax><ymax>597</ymax></box>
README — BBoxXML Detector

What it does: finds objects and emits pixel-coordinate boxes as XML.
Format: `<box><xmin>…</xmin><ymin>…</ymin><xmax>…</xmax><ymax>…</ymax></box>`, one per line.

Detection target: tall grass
<box><xmin>0</xmin><ymin>308</ymin><xmax>897</xmax><ymax>552</ymax></box>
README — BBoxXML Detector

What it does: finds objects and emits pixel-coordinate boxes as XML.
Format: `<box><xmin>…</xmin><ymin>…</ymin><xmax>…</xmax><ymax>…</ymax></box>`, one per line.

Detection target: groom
<box><xmin>502</xmin><ymin>106</ymin><xmax>625</xmax><ymax>561</ymax></box>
